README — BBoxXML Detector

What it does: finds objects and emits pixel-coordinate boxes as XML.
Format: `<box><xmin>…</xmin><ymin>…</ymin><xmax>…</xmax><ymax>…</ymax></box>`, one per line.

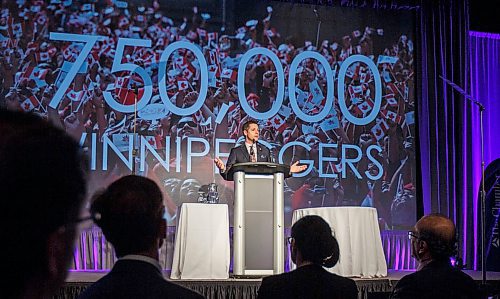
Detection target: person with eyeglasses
<box><xmin>391</xmin><ymin>214</ymin><xmax>480</xmax><ymax>299</ymax></box>
<box><xmin>214</xmin><ymin>119</ymin><xmax>307</xmax><ymax>180</ymax></box>
<box><xmin>78</xmin><ymin>175</ymin><xmax>204</xmax><ymax>299</ymax></box>
<box><xmin>1</xmin><ymin>109</ymin><xmax>88</xmax><ymax>299</ymax></box>
<box><xmin>257</xmin><ymin>215</ymin><xmax>358</xmax><ymax>299</ymax></box>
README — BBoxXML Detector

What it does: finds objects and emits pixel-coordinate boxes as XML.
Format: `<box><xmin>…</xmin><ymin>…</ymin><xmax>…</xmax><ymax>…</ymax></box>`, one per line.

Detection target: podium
<box><xmin>226</xmin><ymin>162</ymin><xmax>290</xmax><ymax>276</ymax></box>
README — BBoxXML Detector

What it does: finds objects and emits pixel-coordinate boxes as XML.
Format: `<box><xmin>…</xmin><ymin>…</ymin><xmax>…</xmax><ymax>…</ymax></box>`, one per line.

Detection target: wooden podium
<box><xmin>226</xmin><ymin>162</ymin><xmax>290</xmax><ymax>276</ymax></box>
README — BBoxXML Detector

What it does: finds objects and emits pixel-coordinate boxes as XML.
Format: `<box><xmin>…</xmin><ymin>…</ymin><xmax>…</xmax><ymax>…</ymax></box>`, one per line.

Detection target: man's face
<box><xmin>244</xmin><ymin>123</ymin><xmax>259</xmax><ymax>143</ymax></box>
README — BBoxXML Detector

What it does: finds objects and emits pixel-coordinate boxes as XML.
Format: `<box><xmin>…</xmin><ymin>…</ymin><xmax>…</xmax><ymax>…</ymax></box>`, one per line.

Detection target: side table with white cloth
<box><xmin>170</xmin><ymin>203</ymin><xmax>230</xmax><ymax>279</ymax></box>
<box><xmin>291</xmin><ymin>207</ymin><xmax>387</xmax><ymax>278</ymax></box>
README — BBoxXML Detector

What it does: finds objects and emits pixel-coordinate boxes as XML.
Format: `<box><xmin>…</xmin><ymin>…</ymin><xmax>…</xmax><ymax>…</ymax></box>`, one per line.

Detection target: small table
<box><xmin>291</xmin><ymin>207</ymin><xmax>387</xmax><ymax>278</ymax></box>
<box><xmin>170</xmin><ymin>203</ymin><xmax>230</xmax><ymax>279</ymax></box>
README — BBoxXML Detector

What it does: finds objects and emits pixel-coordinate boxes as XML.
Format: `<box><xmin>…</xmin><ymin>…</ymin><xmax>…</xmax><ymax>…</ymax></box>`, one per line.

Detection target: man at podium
<box><xmin>214</xmin><ymin>120</ymin><xmax>307</xmax><ymax>180</ymax></box>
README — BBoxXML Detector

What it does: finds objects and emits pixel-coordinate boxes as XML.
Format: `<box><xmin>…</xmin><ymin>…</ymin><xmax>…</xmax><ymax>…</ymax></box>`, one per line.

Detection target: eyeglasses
<box><xmin>287</xmin><ymin>237</ymin><xmax>294</xmax><ymax>244</ymax></box>
<box><xmin>408</xmin><ymin>231</ymin><xmax>419</xmax><ymax>240</ymax></box>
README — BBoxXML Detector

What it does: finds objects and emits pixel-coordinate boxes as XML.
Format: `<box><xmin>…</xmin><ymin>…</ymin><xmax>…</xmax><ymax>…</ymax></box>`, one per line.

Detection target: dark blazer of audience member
<box><xmin>1</xmin><ymin>109</ymin><xmax>88</xmax><ymax>299</ymax></box>
<box><xmin>77</xmin><ymin>175</ymin><xmax>204</xmax><ymax>299</ymax></box>
<box><xmin>390</xmin><ymin>214</ymin><xmax>481</xmax><ymax>299</ymax></box>
<box><xmin>257</xmin><ymin>215</ymin><xmax>358</xmax><ymax>299</ymax></box>
<box><xmin>214</xmin><ymin>119</ymin><xmax>307</xmax><ymax>180</ymax></box>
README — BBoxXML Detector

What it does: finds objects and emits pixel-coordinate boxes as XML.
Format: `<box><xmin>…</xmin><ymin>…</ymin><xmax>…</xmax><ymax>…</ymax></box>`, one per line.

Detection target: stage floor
<box><xmin>55</xmin><ymin>270</ymin><xmax>500</xmax><ymax>299</ymax></box>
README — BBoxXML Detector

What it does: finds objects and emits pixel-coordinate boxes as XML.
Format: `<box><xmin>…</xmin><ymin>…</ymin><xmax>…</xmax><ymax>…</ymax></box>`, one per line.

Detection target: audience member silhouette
<box><xmin>78</xmin><ymin>175</ymin><xmax>204</xmax><ymax>299</ymax></box>
<box><xmin>257</xmin><ymin>215</ymin><xmax>358</xmax><ymax>299</ymax></box>
<box><xmin>1</xmin><ymin>109</ymin><xmax>88</xmax><ymax>299</ymax></box>
<box><xmin>390</xmin><ymin>214</ymin><xmax>481</xmax><ymax>299</ymax></box>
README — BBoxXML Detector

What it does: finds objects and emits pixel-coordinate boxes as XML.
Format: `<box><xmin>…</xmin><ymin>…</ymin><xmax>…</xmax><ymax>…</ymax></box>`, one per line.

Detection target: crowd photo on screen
<box><xmin>0</xmin><ymin>0</ymin><xmax>417</xmax><ymax>229</ymax></box>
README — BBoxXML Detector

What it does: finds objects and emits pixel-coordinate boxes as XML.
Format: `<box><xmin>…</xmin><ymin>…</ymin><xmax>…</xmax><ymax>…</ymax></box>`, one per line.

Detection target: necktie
<box><xmin>249</xmin><ymin>145</ymin><xmax>256</xmax><ymax>162</ymax></box>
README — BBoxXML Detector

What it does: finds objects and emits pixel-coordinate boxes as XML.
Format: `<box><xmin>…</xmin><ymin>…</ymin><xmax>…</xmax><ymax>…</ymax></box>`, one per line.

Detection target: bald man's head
<box><xmin>415</xmin><ymin>214</ymin><xmax>457</xmax><ymax>261</ymax></box>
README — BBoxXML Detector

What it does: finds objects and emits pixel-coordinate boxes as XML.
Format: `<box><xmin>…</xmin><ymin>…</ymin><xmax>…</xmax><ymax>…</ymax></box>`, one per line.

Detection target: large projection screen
<box><xmin>0</xmin><ymin>0</ymin><xmax>417</xmax><ymax>230</ymax></box>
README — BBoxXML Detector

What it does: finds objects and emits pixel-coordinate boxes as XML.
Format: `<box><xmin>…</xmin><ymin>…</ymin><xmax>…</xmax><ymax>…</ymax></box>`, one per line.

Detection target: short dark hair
<box><xmin>0</xmin><ymin>109</ymin><xmax>87</xmax><ymax>297</ymax></box>
<box><xmin>91</xmin><ymin>175</ymin><xmax>164</xmax><ymax>257</ymax></box>
<box><xmin>242</xmin><ymin>119</ymin><xmax>258</xmax><ymax>133</ymax></box>
<box><xmin>291</xmin><ymin>215</ymin><xmax>340</xmax><ymax>268</ymax></box>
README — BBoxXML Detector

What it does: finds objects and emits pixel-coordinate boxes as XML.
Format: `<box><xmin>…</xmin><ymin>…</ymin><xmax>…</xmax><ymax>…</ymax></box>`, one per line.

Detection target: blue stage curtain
<box><xmin>415</xmin><ymin>0</ymin><xmax>474</xmax><ymax>268</ymax></box>
<box><xmin>468</xmin><ymin>31</ymin><xmax>500</xmax><ymax>270</ymax></box>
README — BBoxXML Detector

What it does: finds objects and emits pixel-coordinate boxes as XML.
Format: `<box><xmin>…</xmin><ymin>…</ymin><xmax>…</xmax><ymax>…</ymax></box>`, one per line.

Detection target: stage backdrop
<box><xmin>0</xmin><ymin>0</ymin><xmax>417</xmax><ymax>229</ymax></box>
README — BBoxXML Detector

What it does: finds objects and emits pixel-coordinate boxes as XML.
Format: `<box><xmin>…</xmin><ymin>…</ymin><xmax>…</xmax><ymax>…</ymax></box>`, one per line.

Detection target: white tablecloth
<box><xmin>291</xmin><ymin>207</ymin><xmax>387</xmax><ymax>278</ymax></box>
<box><xmin>170</xmin><ymin>203</ymin><xmax>230</xmax><ymax>279</ymax></box>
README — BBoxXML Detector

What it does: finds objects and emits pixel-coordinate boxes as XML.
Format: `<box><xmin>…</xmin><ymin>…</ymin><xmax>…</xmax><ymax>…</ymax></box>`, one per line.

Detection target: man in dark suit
<box><xmin>257</xmin><ymin>215</ymin><xmax>358</xmax><ymax>299</ymax></box>
<box><xmin>214</xmin><ymin>119</ymin><xmax>306</xmax><ymax>180</ymax></box>
<box><xmin>78</xmin><ymin>175</ymin><xmax>204</xmax><ymax>299</ymax></box>
<box><xmin>390</xmin><ymin>214</ymin><xmax>481</xmax><ymax>299</ymax></box>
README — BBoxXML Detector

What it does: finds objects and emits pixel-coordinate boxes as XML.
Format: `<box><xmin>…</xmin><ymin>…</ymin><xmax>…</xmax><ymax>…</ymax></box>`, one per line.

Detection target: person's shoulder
<box><xmin>76</xmin><ymin>276</ymin><xmax>113</xmax><ymax>299</ymax></box>
<box><xmin>260</xmin><ymin>271</ymin><xmax>298</xmax><ymax>290</ymax></box>
<box><xmin>326</xmin><ymin>272</ymin><xmax>358</xmax><ymax>294</ymax></box>
<box><xmin>424</xmin><ymin>262</ymin><xmax>476</xmax><ymax>283</ymax></box>
<box><xmin>338</xmin><ymin>275</ymin><xmax>358</xmax><ymax>288</ymax></box>
<box><xmin>80</xmin><ymin>280</ymin><xmax>204</xmax><ymax>299</ymax></box>
<box><xmin>258</xmin><ymin>273</ymin><xmax>292</xmax><ymax>299</ymax></box>
<box><xmin>390</xmin><ymin>272</ymin><xmax>419</xmax><ymax>299</ymax></box>
<box><xmin>449</xmin><ymin>268</ymin><xmax>480</xmax><ymax>292</ymax></box>
<box><xmin>327</xmin><ymin>271</ymin><xmax>356</xmax><ymax>282</ymax></box>
<box><xmin>452</xmin><ymin>268</ymin><xmax>476</xmax><ymax>281</ymax></box>
<box><xmin>232</xmin><ymin>144</ymin><xmax>246</xmax><ymax>151</ymax></box>
<box><xmin>393</xmin><ymin>271</ymin><xmax>417</xmax><ymax>286</ymax></box>
<box><xmin>299</xmin><ymin>267</ymin><xmax>358</xmax><ymax>298</ymax></box>
<box><xmin>261</xmin><ymin>271</ymin><xmax>291</xmax><ymax>284</ymax></box>
<box><xmin>392</xmin><ymin>266</ymin><xmax>476</xmax><ymax>295</ymax></box>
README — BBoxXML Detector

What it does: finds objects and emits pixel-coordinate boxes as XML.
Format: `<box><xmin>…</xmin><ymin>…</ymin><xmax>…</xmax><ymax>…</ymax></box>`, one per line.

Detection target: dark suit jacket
<box><xmin>77</xmin><ymin>260</ymin><xmax>204</xmax><ymax>299</ymax></box>
<box><xmin>390</xmin><ymin>260</ymin><xmax>481</xmax><ymax>299</ymax></box>
<box><xmin>257</xmin><ymin>264</ymin><xmax>358</xmax><ymax>299</ymax></box>
<box><xmin>220</xmin><ymin>143</ymin><xmax>273</xmax><ymax>180</ymax></box>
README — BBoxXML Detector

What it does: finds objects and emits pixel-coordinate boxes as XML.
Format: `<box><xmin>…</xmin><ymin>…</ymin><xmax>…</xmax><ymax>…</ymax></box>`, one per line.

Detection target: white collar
<box><xmin>119</xmin><ymin>254</ymin><xmax>162</xmax><ymax>272</ymax></box>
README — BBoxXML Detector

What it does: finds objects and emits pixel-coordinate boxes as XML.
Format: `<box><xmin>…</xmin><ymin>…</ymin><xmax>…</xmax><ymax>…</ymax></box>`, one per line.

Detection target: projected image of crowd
<box><xmin>0</xmin><ymin>0</ymin><xmax>416</xmax><ymax>229</ymax></box>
